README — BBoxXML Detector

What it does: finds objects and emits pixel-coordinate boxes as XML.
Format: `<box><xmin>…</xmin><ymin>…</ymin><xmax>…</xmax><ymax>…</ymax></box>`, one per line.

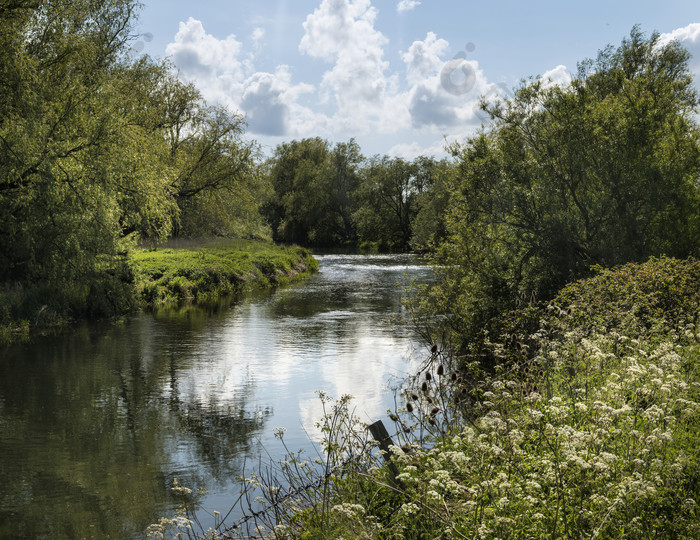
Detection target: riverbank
<box><xmin>0</xmin><ymin>240</ymin><xmax>318</xmax><ymax>345</ymax></box>
<box><xmin>156</xmin><ymin>256</ymin><xmax>700</xmax><ymax>539</ymax></box>
<box><xmin>132</xmin><ymin>239</ymin><xmax>318</xmax><ymax>307</ymax></box>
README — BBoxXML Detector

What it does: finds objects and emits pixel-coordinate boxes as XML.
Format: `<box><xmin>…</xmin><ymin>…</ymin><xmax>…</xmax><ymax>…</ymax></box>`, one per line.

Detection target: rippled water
<box><xmin>0</xmin><ymin>254</ymin><xmax>432</xmax><ymax>538</ymax></box>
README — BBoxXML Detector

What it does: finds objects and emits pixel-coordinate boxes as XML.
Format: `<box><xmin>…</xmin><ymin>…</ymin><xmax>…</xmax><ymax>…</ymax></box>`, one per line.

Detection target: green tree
<box><xmin>409</xmin><ymin>156</ymin><xmax>452</xmax><ymax>251</ymax></box>
<box><xmin>0</xmin><ymin>0</ymin><xmax>265</xmax><ymax>323</ymax></box>
<box><xmin>353</xmin><ymin>156</ymin><xmax>423</xmax><ymax>251</ymax></box>
<box><xmin>0</xmin><ymin>0</ymin><xmax>166</xmax><ymax>318</ymax></box>
<box><xmin>434</xmin><ymin>27</ymin><xmax>700</xmax><ymax>346</ymax></box>
<box><xmin>264</xmin><ymin>138</ymin><xmax>362</xmax><ymax>246</ymax></box>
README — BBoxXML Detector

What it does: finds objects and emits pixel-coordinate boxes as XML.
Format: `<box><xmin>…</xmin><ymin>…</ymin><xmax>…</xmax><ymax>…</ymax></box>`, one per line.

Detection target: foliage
<box><xmin>352</xmin><ymin>156</ymin><xmax>426</xmax><ymax>252</ymax></box>
<box><xmin>409</xmin><ymin>156</ymin><xmax>452</xmax><ymax>251</ymax></box>
<box><xmin>263</xmin><ymin>138</ymin><xmax>448</xmax><ymax>251</ymax></box>
<box><xmin>0</xmin><ymin>1</ymin><xmax>273</xmax><ymax>330</ymax></box>
<box><xmin>131</xmin><ymin>240</ymin><xmax>318</xmax><ymax>306</ymax></box>
<box><xmin>263</xmin><ymin>138</ymin><xmax>363</xmax><ymax>247</ymax></box>
<box><xmin>434</xmin><ymin>27</ymin><xmax>700</xmax><ymax>350</ymax></box>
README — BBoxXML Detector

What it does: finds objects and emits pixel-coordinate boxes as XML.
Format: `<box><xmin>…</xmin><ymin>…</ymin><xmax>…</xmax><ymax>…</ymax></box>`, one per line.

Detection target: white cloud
<box><xmin>166</xmin><ymin>17</ymin><xmax>244</xmax><ymax>81</ymax></box>
<box><xmin>251</xmin><ymin>27</ymin><xmax>265</xmax><ymax>46</ymax></box>
<box><xmin>166</xmin><ymin>18</ymin><xmax>324</xmax><ymax>138</ymax></box>
<box><xmin>387</xmin><ymin>139</ymin><xmax>447</xmax><ymax>159</ymax></box>
<box><xmin>540</xmin><ymin>64</ymin><xmax>572</xmax><ymax>89</ymax></box>
<box><xmin>402</xmin><ymin>31</ymin><xmax>449</xmax><ymax>84</ymax></box>
<box><xmin>299</xmin><ymin>0</ymin><xmax>395</xmax><ymax>132</ymax></box>
<box><xmin>400</xmin><ymin>34</ymin><xmax>494</xmax><ymax>130</ymax></box>
<box><xmin>164</xmin><ymin>7</ymin><xmax>515</xmax><ymax>152</ymax></box>
<box><xmin>396</xmin><ymin>0</ymin><xmax>420</xmax><ymax>13</ymax></box>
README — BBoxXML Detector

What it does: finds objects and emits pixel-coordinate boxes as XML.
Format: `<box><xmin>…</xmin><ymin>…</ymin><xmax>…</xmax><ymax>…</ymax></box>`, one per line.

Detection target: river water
<box><xmin>0</xmin><ymin>254</ymin><xmax>432</xmax><ymax>538</ymax></box>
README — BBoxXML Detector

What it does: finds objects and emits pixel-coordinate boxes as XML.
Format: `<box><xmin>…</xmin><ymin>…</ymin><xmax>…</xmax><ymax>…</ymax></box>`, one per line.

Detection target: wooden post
<box><xmin>368</xmin><ymin>420</ymin><xmax>403</xmax><ymax>489</ymax></box>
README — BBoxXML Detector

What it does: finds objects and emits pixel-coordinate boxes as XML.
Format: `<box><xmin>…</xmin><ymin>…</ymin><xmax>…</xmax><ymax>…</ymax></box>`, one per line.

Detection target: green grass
<box><xmin>131</xmin><ymin>239</ymin><xmax>318</xmax><ymax>307</ymax></box>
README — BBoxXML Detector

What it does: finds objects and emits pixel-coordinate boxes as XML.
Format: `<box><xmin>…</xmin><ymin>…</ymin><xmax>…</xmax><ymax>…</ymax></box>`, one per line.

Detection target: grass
<box><xmin>149</xmin><ymin>256</ymin><xmax>700</xmax><ymax>539</ymax></box>
<box><xmin>0</xmin><ymin>240</ymin><xmax>318</xmax><ymax>346</ymax></box>
<box><xmin>131</xmin><ymin>239</ymin><xmax>318</xmax><ymax>307</ymax></box>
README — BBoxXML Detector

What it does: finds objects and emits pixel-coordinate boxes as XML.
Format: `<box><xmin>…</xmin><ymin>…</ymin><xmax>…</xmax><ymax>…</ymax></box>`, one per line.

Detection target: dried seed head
<box><xmin>421</xmin><ymin>381</ymin><xmax>428</xmax><ymax>392</ymax></box>
<box><xmin>406</xmin><ymin>402</ymin><xmax>414</xmax><ymax>413</ymax></box>
<box><xmin>451</xmin><ymin>372</ymin><xmax>457</xmax><ymax>381</ymax></box>
<box><xmin>389</xmin><ymin>413</ymin><xmax>399</xmax><ymax>422</ymax></box>
<box><xmin>430</xmin><ymin>407</ymin><xmax>440</xmax><ymax>416</ymax></box>
<box><xmin>426</xmin><ymin>396</ymin><xmax>433</xmax><ymax>404</ymax></box>
<box><xmin>425</xmin><ymin>372</ymin><xmax>432</xmax><ymax>381</ymax></box>
<box><xmin>411</xmin><ymin>393</ymin><xmax>419</xmax><ymax>401</ymax></box>
<box><xmin>437</xmin><ymin>364</ymin><xmax>444</xmax><ymax>376</ymax></box>
<box><xmin>430</xmin><ymin>343</ymin><xmax>438</xmax><ymax>354</ymax></box>
<box><xmin>401</xmin><ymin>443</ymin><xmax>411</xmax><ymax>453</ymax></box>
<box><xmin>428</xmin><ymin>418</ymin><xmax>436</xmax><ymax>425</ymax></box>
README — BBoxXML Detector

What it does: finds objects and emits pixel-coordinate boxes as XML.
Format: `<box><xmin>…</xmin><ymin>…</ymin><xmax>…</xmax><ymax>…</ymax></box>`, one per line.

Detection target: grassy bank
<box><xmin>152</xmin><ymin>257</ymin><xmax>700</xmax><ymax>539</ymax></box>
<box><xmin>0</xmin><ymin>240</ymin><xmax>318</xmax><ymax>345</ymax></box>
<box><xmin>131</xmin><ymin>239</ymin><xmax>318</xmax><ymax>307</ymax></box>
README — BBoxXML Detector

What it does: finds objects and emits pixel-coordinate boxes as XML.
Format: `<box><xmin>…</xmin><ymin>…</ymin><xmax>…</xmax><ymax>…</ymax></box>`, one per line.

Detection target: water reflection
<box><xmin>0</xmin><ymin>254</ymin><xmax>431</xmax><ymax>537</ymax></box>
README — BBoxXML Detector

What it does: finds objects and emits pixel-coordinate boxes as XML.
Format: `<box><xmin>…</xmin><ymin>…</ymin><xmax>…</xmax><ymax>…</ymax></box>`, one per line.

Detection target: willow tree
<box><xmin>264</xmin><ymin>138</ymin><xmax>362</xmax><ymax>246</ymax></box>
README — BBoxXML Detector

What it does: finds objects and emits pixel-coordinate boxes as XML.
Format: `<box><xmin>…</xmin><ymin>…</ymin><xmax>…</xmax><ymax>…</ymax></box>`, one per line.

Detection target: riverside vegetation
<box><xmin>147</xmin><ymin>28</ymin><xmax>700</xmax><ymax>539</ymax></box>
<box><xmin>2</xmin><ymin>2</ymin><xmax>700</xmax><ymax>537</ymax></box>
<box><xmin>1</xmin><ymin>0</ymin><xmax>447</xmax><ymax>343</ymax></box>
<box><xmin>149</xmin><ymin>258</ymin><xmax>700</xmax><ymax>540</ymax></box>
<box><xmin>132</xmin><ymin>240</ymin><xmax>318</xmax><ymax>307</ymax></box>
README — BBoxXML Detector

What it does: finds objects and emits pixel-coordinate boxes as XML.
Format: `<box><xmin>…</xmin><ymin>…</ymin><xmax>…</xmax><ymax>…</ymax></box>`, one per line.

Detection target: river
<box><xmin>0</xmin><ymin>254</ymin><xmax>432</xmax><ymax>539</ymax></box>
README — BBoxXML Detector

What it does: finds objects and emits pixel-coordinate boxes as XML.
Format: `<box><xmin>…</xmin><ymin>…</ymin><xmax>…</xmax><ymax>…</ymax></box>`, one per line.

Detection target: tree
<box><xmin>264</xmin><ymin>138</ymin><xmax>362</xmax><ymax>246</ymax></box>
<box><xmin>409</xmin><ymin>156</ymin><xmax>452</xmax><ymax>251</ymax></box>
<box><xmin>353</xmin><ymin>156</ymin><xmax>424</xmax><ymax>251</ymax></box>
<box><xmin>0</xmin><ymin>0</ymin><xmax>267</xmax><ymax>322</ymax></box>
<box><xmin>434</xmin><ymin>27</ymin><xmax>700</xmax><ymax>346</ymax></box>
<box><xmin>0</xmin><ymin>0</ymin><xmax>160</xmax><ymax>316</ymax></box>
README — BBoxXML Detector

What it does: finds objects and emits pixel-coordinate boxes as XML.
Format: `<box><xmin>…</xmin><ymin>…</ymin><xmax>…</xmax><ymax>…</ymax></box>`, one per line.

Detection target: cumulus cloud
<box><xmin>164</xmin><ymin>5</ymin><xmax>514</xmax><ymax>149</ymax></box>
<box><xmin>166</xmin><ymin>18</ymin><xmax>323</xmax><ymax>137</ymax></box>
<box><xmin>402</xmin><ymin>31</ymin><xmax>449</xmax><ymax>84</ymax></box>
<box><xmin>540</xmin><ymin>64</ymin><xmax>572</xmax><ymax>88</ymax></box>
<box><xmin>299</xmin><ymin>0</ymin><xmax>396</xmax><ymax>131</ymax></box>
<box><xmin>240</xmin><ymin>69</ymin><xmax>292</xmax><ymax>136</ymax></box>
<box><xmin>396</xmin><ymin>0</ymin><xmax>420</xmax><ymax>13</ymax></box>
<box><xmin>399</xmin><ymin>33</ymin><xmax>495</xmax><ymax>129</ymax></box>
<box><xmin>166</xmin><ymin>17</ymin><xmax>244</xmax><ymax>81</ymax></box>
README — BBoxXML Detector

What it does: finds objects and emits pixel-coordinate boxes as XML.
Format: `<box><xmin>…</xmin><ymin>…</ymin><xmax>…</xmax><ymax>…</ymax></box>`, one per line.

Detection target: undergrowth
<box><xmin>149</xmin><ymin>256</ymin><xmax>700</xmax><ymax>539</ymax></box>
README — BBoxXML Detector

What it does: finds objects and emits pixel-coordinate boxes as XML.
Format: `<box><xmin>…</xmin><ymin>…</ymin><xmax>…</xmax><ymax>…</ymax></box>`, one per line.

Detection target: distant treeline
<box><xmin>262</xmin><ymin>139</ymin><xmax>450</xmax><ymax>252</ymax></box>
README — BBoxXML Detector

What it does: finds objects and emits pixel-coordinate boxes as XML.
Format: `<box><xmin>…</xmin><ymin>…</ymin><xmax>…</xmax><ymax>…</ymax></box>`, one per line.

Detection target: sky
<box><xmin>133</xmin><ymin>0</ymin><xmax>700</xmax><ymax>158</ymax></box>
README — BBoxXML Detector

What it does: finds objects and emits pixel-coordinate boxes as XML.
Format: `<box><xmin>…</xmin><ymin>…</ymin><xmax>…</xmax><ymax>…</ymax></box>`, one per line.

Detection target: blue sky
<box><xmin>134</xmin><ymin>0</ymin><xmax>700</xmax><ymax>157</ymax></box>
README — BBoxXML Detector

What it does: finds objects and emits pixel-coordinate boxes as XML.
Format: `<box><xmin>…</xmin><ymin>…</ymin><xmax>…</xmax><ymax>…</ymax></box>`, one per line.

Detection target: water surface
<box><xmin>0</xmin><ymin>254</ymin><xmax>431</xmax><ymax>538</ymax></box>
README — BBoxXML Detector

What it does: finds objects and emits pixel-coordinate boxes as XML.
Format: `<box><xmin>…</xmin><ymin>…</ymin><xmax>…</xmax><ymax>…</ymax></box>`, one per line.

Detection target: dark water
<box><xmin>0</xmin><ymin>254</ymin><xmax>432</xmax><ymax>538</ymax></box>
